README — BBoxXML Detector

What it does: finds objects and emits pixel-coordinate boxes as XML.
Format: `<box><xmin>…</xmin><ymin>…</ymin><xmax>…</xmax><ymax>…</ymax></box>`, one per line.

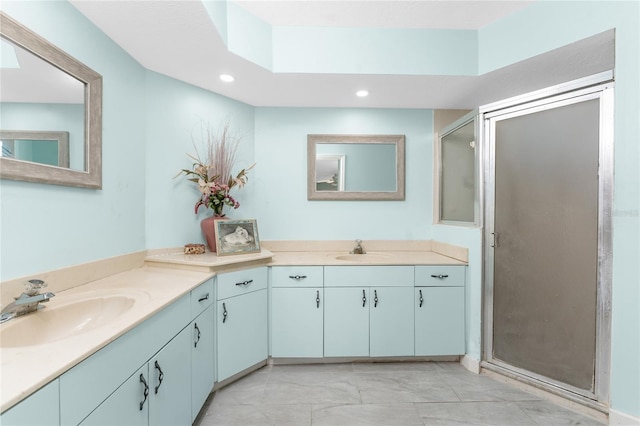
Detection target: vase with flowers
<box><xmin>178</xmin><ymin>123</ymin><xmax>254</xmax><ymax>252</ymax></box>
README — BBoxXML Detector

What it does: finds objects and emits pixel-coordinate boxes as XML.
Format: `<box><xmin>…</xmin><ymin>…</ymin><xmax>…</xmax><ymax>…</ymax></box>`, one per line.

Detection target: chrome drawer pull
<box><xmin>235</xmin><ymin>279</ymin><xmax>254</xmax><ymax>286</ymax></box>
<box><xmin>316</xmin><ymin>290</ymin><xmax>320</xmax><ymax>308</ymax></box>
<box><xmin>430</xmin><ymin>274</ymin><xmax>449</xmax><ymax>279</ymax></box>
<box><xmin>198</xmin><ymin>293</ymin><xmax>210</xmax><ymax>302</ymax></box>
<box><xmin>289</xmin><ymin>275</ymin><xmax>307</xmax><ymax>280</ymax></box>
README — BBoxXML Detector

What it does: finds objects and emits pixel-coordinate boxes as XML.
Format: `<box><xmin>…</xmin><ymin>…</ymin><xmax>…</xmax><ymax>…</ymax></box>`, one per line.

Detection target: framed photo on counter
<box><xmin>215</xmin><ymin>219</ymin><xmax>260</xmax><ymax>256</ymax></box>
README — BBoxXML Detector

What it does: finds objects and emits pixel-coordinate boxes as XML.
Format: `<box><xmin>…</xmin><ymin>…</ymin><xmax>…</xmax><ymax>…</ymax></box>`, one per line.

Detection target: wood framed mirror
<box><xmin>307</xmin><ymin>134</ymin><xmax>405</xmax><ymax>201</ymax></box>
<box><xmin>0</xmin><ymin>12</ymin><xmax>102</xmax><ymax>189</ymax></box>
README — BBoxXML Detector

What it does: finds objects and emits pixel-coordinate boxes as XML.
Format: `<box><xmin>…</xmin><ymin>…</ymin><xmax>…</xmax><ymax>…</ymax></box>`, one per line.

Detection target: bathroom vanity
<box><xmin>0</xmin><ymin>240</ymin><xmax>467</xmax><ymax>425</ymax></box>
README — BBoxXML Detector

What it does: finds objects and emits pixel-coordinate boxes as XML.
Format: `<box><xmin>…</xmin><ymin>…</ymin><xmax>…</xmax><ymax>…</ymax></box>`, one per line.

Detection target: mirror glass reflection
<box><xmin>0</xmin><ymin>37</ymin><xmax>85</xmax><ymax>170</ymax></box>
<box><xmin>316</xmin><ymin>143</ymin><xmax>397</xmax><ymax>192</ymax></box>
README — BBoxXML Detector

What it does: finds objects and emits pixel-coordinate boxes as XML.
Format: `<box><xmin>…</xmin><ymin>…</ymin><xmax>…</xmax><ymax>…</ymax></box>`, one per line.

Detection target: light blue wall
<box><xmin>144</xmin><ymin>71</ymin><xmax>255</xmax><ymax>249</ymax></box>
<box><xmin>253</xmin><ymin>108</ymin><xmax>433</xmax><ymax>241</ymax></box>
<box><xmin>272</xmin><ymin>27</ymin><xmax>477</xmax><ymax>75</ymax></box>
<box><xmin>0</xmin><ymin>1</ymin><xmax>147</xmax><ymax>281</ymax></box>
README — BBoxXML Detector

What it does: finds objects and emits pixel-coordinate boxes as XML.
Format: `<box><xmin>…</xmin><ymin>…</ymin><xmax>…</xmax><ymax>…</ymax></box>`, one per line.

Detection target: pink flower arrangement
<box><xmin>178</xmin><ymin>123</ymin><xmax>254</xmax><ymax>217</ymax></box>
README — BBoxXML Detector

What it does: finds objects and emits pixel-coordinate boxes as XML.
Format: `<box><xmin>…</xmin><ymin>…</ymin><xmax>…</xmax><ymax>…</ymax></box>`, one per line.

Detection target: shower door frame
<box><xmin>481</xmin><ymin>72</ymin><xmax>614</xmax><ymax>409</ymax></box>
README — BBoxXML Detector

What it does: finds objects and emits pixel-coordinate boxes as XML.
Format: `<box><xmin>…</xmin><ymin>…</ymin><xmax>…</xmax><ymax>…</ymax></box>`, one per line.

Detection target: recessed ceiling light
<box><xmin>356</xmin><ymin>90</ymin><xmax>369</xmax><ymax>97</ymax></box>
<box><xmin>220</xmin><ymin>74</ymin><xmax>235</xmax><ymax>82</ymax></box>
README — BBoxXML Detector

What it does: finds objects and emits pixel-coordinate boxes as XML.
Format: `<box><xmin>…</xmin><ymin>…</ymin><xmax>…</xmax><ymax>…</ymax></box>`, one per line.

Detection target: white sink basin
<box><xmin>0</xmin><ymin>293</ymin><xmax>138</xmax><ymax>348</ymax></box>
<box><xmin>335</xmin><ymin>252</ymin><xmax>392</xmax><ymax>262</ymax></box>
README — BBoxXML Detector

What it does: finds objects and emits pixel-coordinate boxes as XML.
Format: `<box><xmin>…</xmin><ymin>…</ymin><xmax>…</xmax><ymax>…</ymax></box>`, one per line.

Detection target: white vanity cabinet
<box><xmin>58</xmin><ymin>278</ymin><xmax>216</xmax><ymax>426</ymax></box>
<box><xmin>79</xmin><ymin>326</ymin><xmax>192</xmax><ymax>426</ymax></box>
<box><xmin>323</xmin><ymin>266</ymin><xmax>415</xmax><ymax>357</ymax></box>
<box><xmin>190</xmin><ymin>280</ymin><xmax>215</xmax><ymax>422</ymax></box>
<box><xmin>0</xmin><ymin>379</ymin><xmax>59</xmax><ymax>426</ymax></box>
<box><xmin>414</xmin><ymin>266</ymin><xmax>466</xmax><ymax>356</ymax></box>
<box><xmin>215</xmin><ymin>267</ymin><xmax>268</xmax><ymax>382</ymax></box>
<box><xmin>270</xmin><ymin>266</ymin><xmax>324</xmax><ymax>358</ymax></box>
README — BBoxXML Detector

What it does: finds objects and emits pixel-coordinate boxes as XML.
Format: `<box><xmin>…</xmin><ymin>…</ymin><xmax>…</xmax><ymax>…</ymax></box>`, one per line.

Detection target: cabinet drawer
<box><xmin>191</xmin><ymin>279</ymin><xmax>214</xmax><ymax>319</ymax></box>
<box><xmin>324</xmin><ymin>266</ymin><xmax>414</xmax><ymax>287</ymax></box>
<box><xmin>415</xmin><ymin>266</ymin><xmax>466</xmax><ymax>287</ymax></box>
<box><xmin>217</xmin><ymin>267</ymin><xmax>267</xmax><ymax>300</ymax></box>
<box><xmin>271</xmin><ymin>266</ymin><xmax>323</xmax><ymax>288</ymax></box>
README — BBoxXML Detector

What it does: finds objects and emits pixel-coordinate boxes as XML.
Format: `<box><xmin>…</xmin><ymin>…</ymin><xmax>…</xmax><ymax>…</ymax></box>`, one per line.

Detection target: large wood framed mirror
<box><xmin>0</xmin><ymin>12</ymin><xmax>102</xmax><ymax>189</ymax></box>
<box><xmin>307</xmin><ymin>134</ymin><xmax>405</xmax><ymax>201</ymax></box>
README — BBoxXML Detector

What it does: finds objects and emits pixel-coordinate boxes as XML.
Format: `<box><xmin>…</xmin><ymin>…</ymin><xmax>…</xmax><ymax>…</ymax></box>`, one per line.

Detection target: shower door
<box><xmin>483</xmin><ymin>80</ymin><xmax>613</xmax><ymax>404</ymax></box>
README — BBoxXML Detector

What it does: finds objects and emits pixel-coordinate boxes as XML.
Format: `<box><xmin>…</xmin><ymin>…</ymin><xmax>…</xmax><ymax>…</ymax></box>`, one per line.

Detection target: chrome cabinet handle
<box><xmin>222</xmin><ymin>302</ymin><xmax>228</xmax><ymax>323</ymax></box>
<box><xmin>430</xmin><ymin>274</ymin><xmax>449</xmax><ymax>279</ymax></box>
<box><xmin>316</xmin><ymin>290</ymin><xmax>320</xmax><ymax>308</ymax></box>
<box><xmin>154</xmin><ymin>361</ymin><xmax>164</xmax><ymax>394</ymax></box>
<box><xmin>194</xmin><ymin>322</ymin><xmax>201</xmax><ymax>348</ymax></box>
<box><xmin>362</xmin><ymin>289</ymin><xmax>366</xmax><ymax>307</ymax></box>
<box><xmin>374</xmin><ymin>290</ymin><xmax>379</xmax><ymax>308</ymax></box>
<box><xmin>235</xmin><ymin>279</ymin><xmax>253</xmax><ymax>286</ymax></box>
<box><xmin>198</xmin><ymin>293</ymin><xmax>210</xmax><ymax>302</ymax></box>
<box><xmin>289</xmin><ymin>275</ymin><xmax>307</xmax><ymax>280</ymax></box>
<box><xmin>419</xmin><ymin>289</ymin><xmax>424</xmax><ymax>308</ymax></box>
<box><xmin>139</xmin><ymin>373</ymin><xmax>149</xmax><ymax>410</ymax></box>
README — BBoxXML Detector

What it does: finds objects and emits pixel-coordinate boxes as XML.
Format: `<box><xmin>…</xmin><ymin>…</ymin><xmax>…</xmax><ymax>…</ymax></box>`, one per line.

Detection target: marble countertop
<box><xmin>0</xmin><ymin>266</ymin><xmax>213</xmax><ymax>413</ymax></box>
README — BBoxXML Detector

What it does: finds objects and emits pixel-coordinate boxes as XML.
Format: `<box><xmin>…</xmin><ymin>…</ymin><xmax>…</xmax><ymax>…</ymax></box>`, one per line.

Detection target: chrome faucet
<box><xmin>0</xmin><ymin>279</ymin><xmax>55</xmax><ymax>323</ymax></box>
<box><xmin>350</xmin><ymin>239</ymin><xmax>366</xmax><ymax>255</ymax></box>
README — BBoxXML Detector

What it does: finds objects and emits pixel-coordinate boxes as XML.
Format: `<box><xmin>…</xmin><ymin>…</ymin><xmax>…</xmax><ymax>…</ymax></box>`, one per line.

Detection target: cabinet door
<box><xmin>191</xmin><ymin>304</ymin><xmax>215</xmax><ymax>422</ymax></box>
<box><xmin>149</xmin><ymin>326</ymin><xmax>191</xmax><ymax>426</ymax></box>
<box><xmin>370</xmin><ymin>286</ymin><xmax>415</xmax><ymax>357</ymax></box>
<box><xmin>271</xmin><ymin>287</ymin><xmax>323</xmax><ymax>358</ymax></box>
<box><xmin>0</xmin><ymin>379</ymin><xmax>59</xmax><ymax>426</ymax></box>
<box><xmin>415</xmin><ymin>286</ymin><xmax>465</xmax><ymax>355</ymax></box>
<box><xmin>80</xmin><ymin>365</ymin><xmax>148</xmax><ymax>426</ymax></box>
<box><xmin>217</xmin><ymin>289</ymin><xmax>268</xmax><ymax>382</ymax></box>
<box><xmin>60</xmin><ymin>295</ymin><xmax>190</xmax><ymax>426</ymax></box>
<box><xmin>324</xmin><ymin>287</ymin><xmax>369</xmax><ymax>357</ymax></box>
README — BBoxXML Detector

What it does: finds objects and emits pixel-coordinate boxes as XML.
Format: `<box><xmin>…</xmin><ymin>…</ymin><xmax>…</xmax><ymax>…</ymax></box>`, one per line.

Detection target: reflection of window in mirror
<box><xmin>436</xmin><ymin>110</ymin><xmax>479</xmax><ymax>226</ymax></box>
<box><xmin>0</xmin><ymin>131</ymin><xmax>70</xmax><ymax>168</ymax></box>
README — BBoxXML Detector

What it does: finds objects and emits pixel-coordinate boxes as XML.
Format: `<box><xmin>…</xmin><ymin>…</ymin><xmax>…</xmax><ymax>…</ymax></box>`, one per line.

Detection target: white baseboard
<box><xmin>460</xmin><ymin>355</ymin><xmax>481</xmax><ymax>374</ymax></box>
<box><xmin>609</xmin><ymin>409</ymin><xmax>640</xmax><ymax>425</ymax></box>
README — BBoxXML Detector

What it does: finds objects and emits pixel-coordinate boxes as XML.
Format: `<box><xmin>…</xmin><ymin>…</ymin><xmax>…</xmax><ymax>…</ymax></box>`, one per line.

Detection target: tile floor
<box><xmin>196</xmin><ymin>362</ymin><xmax>605</xmax><ymax>426</ymax></box>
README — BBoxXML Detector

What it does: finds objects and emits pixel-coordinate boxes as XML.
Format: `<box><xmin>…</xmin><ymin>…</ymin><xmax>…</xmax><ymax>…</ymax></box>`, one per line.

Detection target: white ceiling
<box><xmin>67</xmin><ymin>0</ymin><xmax>614</xmax><ymax>109</ymax></box>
